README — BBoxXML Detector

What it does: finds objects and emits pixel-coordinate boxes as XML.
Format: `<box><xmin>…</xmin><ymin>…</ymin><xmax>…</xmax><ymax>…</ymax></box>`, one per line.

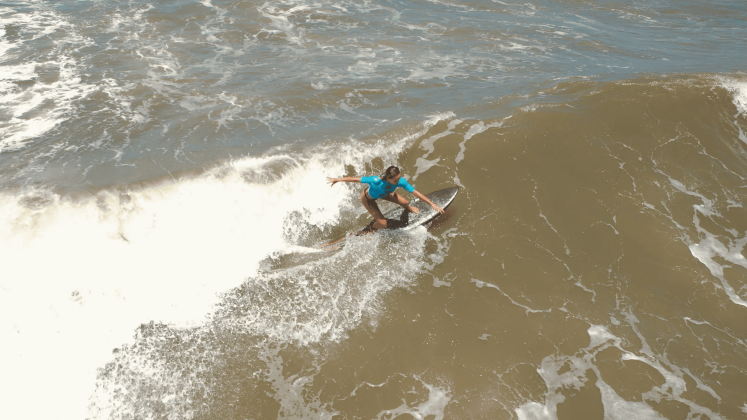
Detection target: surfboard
<box><xmin>317</xmin><ymin>186</ymin><xmax>459</xmax><ymax>250</ymax></box>
<box><xmin>357</xmin><ymin>185</ymin><xmax>460</xmax><ymax>234</ymax></box>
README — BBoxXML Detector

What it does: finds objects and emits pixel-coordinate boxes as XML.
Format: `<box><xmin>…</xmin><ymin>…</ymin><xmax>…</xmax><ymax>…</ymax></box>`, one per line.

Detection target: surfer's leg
<box><xmin>361</xmin><ymin>190</ymin><xmax>387</xmax><ymax>229</ymax></box>
<box><xmin>382</xmin><ymin>192</ymin><xmax>419</xmax><ymax>214</ymax></box>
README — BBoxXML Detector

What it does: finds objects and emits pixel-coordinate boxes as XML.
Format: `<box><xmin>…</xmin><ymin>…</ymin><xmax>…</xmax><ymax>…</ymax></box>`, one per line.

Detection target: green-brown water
<box><xmin>88</xmin><ymin>75</ymin><xmax>747</xmax><ymax>419</ymax></box>
<box><xmin>1</xmin><ymin>1</ymin><xmax>746</xmax><ymax>419</ymax></box>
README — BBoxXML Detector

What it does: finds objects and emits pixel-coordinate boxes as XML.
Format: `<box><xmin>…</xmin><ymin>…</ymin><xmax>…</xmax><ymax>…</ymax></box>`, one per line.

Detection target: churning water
<box><xmin>1</xmin><ymin>1</ymin><xmax>746</xmax><ymax>419</ymax></box>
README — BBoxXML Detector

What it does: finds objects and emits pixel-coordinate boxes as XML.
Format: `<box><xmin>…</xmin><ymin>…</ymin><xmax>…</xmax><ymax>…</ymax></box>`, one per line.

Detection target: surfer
<box><xmin>327</xmin><ymin>166</ymin><xmax>444</xmax><ymax>230</ymax></box>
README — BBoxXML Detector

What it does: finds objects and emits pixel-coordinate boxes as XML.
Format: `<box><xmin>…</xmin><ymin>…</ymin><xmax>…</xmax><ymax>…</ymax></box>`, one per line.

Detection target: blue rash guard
<box><xmin>361</xmin><ymin>176</ymin><xmax>415</xmax><ymax>199</ymax></box>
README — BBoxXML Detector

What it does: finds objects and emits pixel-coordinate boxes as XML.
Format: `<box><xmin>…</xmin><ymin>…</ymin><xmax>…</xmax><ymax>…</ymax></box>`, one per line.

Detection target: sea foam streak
<box><xmin>515</xmin><ymin>324</ymin><xmax>723</xmax><ymax>420</ymax></box>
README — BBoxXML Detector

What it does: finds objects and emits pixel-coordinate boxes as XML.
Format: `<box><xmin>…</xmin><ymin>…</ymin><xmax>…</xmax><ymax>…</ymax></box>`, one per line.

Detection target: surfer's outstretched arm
<box><xmin>413</xmin><ymin>190</ymin><xmax>445</xmax><ymax>214</ymax></box>
<box><xmin>327</xmin><ymin>176</ymin><xmax>361</xmax><ymax>186</ymax></box>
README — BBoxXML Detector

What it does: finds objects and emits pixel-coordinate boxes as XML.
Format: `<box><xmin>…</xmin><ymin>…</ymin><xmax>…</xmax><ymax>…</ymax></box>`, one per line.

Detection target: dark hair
<box><xmin>380</xmin><ymin>166</ymin><xmax>400</xmax><ymax>180</ymax></box>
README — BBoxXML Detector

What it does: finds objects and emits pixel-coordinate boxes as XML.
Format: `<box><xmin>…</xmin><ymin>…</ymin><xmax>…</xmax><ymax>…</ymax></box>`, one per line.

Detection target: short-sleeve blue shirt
<box><xmin>361</xmin><ymin>176</ymin><xmax>415</xmax><ymax>199</ymax></box>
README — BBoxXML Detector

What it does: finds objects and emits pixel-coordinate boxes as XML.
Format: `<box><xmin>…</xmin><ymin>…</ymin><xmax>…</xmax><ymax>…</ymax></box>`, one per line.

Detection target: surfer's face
<box><xmin>386</xmin><ymin>174</ymin><xmax>401</xmax><ymax>185</ymax></box>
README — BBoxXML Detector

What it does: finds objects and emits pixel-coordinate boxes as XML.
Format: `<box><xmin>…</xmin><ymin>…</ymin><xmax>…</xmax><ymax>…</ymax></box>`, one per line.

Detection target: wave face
<box><xmin>1</xmin><ymin>1</ymin><xmax>746</xmax><ymax>420</ymax></box>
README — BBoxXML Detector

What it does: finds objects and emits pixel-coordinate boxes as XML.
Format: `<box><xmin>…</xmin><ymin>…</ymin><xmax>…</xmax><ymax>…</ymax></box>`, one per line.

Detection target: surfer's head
<box><xmin>381</xmin><ymin>166</ymin><xmax>401</xmax><ymax>184</ymax></box>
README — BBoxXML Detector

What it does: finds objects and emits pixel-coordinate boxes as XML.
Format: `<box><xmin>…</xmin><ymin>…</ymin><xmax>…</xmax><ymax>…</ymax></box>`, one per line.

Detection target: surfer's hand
<box><xmin>327</xmin><ymin>177</ymin><xmax>339</xmax><ymax>186</ymax></box>
<box><xmin>432</xmin><ymin>203</ymin><xmax>445</xmax><ymax>214</ymax></box>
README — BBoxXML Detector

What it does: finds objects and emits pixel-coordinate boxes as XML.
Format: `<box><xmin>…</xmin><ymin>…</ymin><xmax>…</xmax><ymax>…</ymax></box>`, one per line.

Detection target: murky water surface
<box><xmin>1</xmin><ymin>1</ymin><xmax>746</xmax><ymax>419</ymax></box>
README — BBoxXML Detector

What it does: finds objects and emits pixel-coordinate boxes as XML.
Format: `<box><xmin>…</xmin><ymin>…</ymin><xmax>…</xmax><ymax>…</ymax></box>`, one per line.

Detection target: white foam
<box><xmin>86</xmin><ymin>199</ymin><xmax>442</xmax><ymax>419</ymax></box>
<box><xmin>587</xmin><ymin>324</ymin><xmax>616</xmax><ymax>348</ymax></box>
<box><xmin>718</xmin><ymin>76</ymin><xmax>747</xmax><ymax>118</ymax></box>
<box><xmin>261</xmin><ymin>345</ymin><xmax>339</xmax><ymax>419</ymax></box>
<box><xmin>596</xmin><ymin>380</ymin><xmax>665</xmax><ymax>419</ymax></box>
<box><xmin>516</xmin><ymin>401</ymin><xmax>553</xmax><ymax>420</ymax></box>
<box><xmin>0</xmin><ymin>10</ymin><xmax>95</xmax><ymax>151</ymax></box>
<box><xmin>89</xmin><ymin>219</ymin><xmax>446</xmax><ymax>418</ymax></box>
<box><xmin>660</xmin><ymin>174</ymin><xmax>747</xmax><ymax>307</ymax></box>
<box><xmin>1</xmin><ymin>106</ymin><xmax>453</xmax><ymax>419</ymax></box>
<box><xmin>402</xmin><ymin>60</ymin><xmax>466</xmax><ymax>83</ymax></box>
<box><xmin>99</xmin><ymin>3</ymin><xmax>238</xmax><ymax>137</ymax></box>
<box><xmin>472</xmin><ymin>278</ymin><xmax>552</xmax><ymax>314</ymax></box>
<box><xmin>1</xmin><ymin>155</ymin><xmax>345</xmax><ymax>419</ymax></box>
<box><xmin>689</xmin><ymin>236</ymin><xmax>747</xmax><ymax>307</ymax></box>
<box><xmin>374</xmin><ymin>376</ymin><xmax>451</xmax><ymax>420</ymax></box>
<box><xmin>0</xmin><ymin>15</ymin><xmax>13</xmax><ymax>58</ymax></box>
<box><xmin>258</xmin><ymin>4</ymin><xmax>311</xmax><ymax>45</ymax></box>
<box><xmin>515</xmin><ymin>354</ymin><xmax>588</xmax><ymax>420</ymax></box>
<box><xmin>515</xmin><ymin>324</ymin><xmax>724</xmax><ymax>420</ymax></box>
<box><xmin>717</xmin><ymin>76</ymin><xmax>747</xmax><ymax>145</ymax></box>
<box><xmin>413</xmin><ymin>118</ymin><xmax>462</xmax><ymax>180</ymax></box>
<box><xmin>455</xmin><ymin>117</ymin><xmax>509</xmax><ymax>164</ymax></box>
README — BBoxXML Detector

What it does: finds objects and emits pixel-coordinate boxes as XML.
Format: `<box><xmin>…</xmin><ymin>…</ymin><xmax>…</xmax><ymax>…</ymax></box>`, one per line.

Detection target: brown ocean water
<box><xmin>83</xmin><ymin>75</ymin><xmax>747</xmax><ymax>420</ymax></box>
<box><xmin>2</xmin><ymin>1</ymin><xmax>747</xmax><ymax>419</ymax></box>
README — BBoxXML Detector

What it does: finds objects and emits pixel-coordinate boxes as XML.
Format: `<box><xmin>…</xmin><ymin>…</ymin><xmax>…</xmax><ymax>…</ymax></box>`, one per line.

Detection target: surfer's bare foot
<box><xmin>373</xmin><ymin>219</ymin><xmax>388</xmax><ymax>229</ymax></box>
<box><xmin>408</xmin><ymin>205</ymin><xmax>420</xmax><ymax>214</ymax></box>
